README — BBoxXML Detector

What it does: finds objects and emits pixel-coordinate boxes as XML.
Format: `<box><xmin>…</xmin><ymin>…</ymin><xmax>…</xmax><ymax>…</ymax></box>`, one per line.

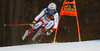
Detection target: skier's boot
<box><xmin>39</xmin><ymin>28</ymin><xmax>46</xmax><ymax>35</ymax></box>
<box><xmin>22</xmin><ymin>28</ymin><xmax>34</xmax><ymax>40</ymax></box>
<box><xmin>22</xmin><ymin>30</ymin><xmax>29</xmax><ymax>40</ymax></box>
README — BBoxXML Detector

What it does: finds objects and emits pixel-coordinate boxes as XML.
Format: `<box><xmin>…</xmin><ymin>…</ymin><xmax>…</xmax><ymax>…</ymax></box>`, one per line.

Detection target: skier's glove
<box><xmin>32</xmin><ymin>21</ymin><xmax>36</xmax><ymax>25</ymax></box>
<box><xmin>30</xmin><ymin>21</ymin><xmax>36</xmax><ymax>29</ymax></box>
<box><xmin>46</xmin><ymin>29</ymin><xmax>53</xmax><ymax>36</ymax></box>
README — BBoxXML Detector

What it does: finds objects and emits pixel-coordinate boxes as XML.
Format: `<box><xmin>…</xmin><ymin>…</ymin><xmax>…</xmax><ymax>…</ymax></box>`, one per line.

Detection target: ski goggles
<box><xmin>48</xmin><ymin>9</ymin><xmax>55</xmax><ymax>12</ymax></box>
<box><xmin>48</xmin><ymin>9</ymin><xmax>55</xmax><ymax>15</ymax></box>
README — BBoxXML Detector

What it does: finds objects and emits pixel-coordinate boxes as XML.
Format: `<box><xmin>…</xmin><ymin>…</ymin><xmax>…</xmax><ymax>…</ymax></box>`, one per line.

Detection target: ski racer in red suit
<box><xmin>22</xmin><ymin>2</ymin><xmax>59</xmax><ymax>40</ymax></box>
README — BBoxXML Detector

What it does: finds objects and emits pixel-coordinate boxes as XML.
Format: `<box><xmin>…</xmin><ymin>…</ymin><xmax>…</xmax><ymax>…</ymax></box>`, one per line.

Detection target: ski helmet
<box><xmin>48</xmin><ymin>2</ymin><xmax>56</xmax><ymax>10</ymax></box>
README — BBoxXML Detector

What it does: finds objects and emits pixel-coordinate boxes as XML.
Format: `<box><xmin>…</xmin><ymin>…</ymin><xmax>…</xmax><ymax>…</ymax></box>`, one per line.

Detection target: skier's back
<box><xmin>22</xmin><ymin>2</ymin><xmax>59</xmax><ymax>41</ymax></box>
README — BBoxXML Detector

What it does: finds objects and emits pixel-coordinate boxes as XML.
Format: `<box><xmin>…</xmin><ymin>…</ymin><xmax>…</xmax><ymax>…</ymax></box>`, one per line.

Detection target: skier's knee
<box><xmin>45</xmin><ymin>21</ymin><xmax>54</xmax><ymax>29</ymax></box>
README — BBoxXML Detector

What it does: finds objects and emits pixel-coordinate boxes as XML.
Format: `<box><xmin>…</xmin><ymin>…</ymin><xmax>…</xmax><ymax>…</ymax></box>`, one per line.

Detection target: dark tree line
<box><xmin>0</xmin><ymin>0</ymin><xmax>39</xmax><ymax>46</ymax></box>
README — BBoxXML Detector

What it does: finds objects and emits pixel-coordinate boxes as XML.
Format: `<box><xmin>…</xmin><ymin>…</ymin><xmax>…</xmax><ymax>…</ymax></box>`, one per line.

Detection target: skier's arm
<box><xmin>33</xmin><ymin>8</ymin><xmax>47</xmax><ymax>23</ymax></box>
<box><xmin>51</xmin><ymin>12</ymin><xmax>59</xmax><ymax>32</ymax></box>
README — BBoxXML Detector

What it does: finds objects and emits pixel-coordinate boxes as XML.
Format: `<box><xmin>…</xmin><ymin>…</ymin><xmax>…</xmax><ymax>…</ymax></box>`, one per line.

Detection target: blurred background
<box><xmin>0</xmin><ymin>0</ymin><xmax>100</xmax><ymax>47</ymax></box>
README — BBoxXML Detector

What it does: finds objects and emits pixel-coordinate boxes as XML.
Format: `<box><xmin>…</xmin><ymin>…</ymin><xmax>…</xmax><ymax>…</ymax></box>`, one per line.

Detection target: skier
<box><xmin>22</xmin><ymin>2</ymin><xmax>59</xmax><ymax>40</ymax></box>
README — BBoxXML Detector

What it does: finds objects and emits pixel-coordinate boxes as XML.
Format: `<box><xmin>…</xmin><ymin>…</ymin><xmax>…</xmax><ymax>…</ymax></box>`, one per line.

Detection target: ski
<box><xmin>22</xmin><ymin>30</ymin><xmax>29</xmax><ymax>40</ymax></box>
<box><xmin>32</xmin><ymin>28</ymin><xmax>43</xmax><ymax>41</ymax></box>
<box><xmin>32</xmin><ymin>28</ymin><xmax>48</xmax><ymax>41</ymax></box>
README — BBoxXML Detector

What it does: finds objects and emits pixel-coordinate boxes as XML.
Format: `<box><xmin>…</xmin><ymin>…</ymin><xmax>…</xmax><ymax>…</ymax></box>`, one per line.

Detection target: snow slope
<box><xmin>0</xmin><ymin>40</ymin><xmax>100</xmax><ymax>51</ymax></box>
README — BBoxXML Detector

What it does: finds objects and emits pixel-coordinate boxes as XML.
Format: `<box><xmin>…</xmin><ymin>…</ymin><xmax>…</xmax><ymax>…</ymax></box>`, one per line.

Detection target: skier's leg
<box><xmin>38</xmin><ymin>28</ymin><xmax>47</xmax><ymax>35</ymax></box>
<box><xmin>44</xmin><ymin>21</ymin><xmax>54</xmax><ymax>36</ymax></box>
<box><xmin>38</xmin><ymin>18</ymin><xmax>47</xmax><ymax>35</ymax></box>
<box><xmin>22</xmin><ymin>21</ymin><xmax>43</xmax><ymax>40</ymax></box>
<box><xmin>38</xmin><ymin>21</ymin><xmax>54</xmax><ymax>35</ymax></box>
<box><xmin>28</xmin><ymin>21</ymin><xmax>43</xmax><ymax>34</ymax></box>
<box><xmin>45</xmin><ymin>21</ymin><xmax>54</xmax><ymax>30</ymax></box>
<box><xmin>22</xmin><ymin>28</ymin><xmax>34</xmax><ymax>40</ymax></box>
<box><xmin>29</xmin><ymin>21</ymin><xmax>43</xmax><ymax>34</ymax></box>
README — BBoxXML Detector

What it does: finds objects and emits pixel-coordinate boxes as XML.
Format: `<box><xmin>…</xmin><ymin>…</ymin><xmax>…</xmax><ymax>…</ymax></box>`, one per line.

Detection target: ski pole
<box><xmin>39</xmin><ymin>33</ymin><xmax>45</xmax><ymax>42</ymax></box>
<box><xmin>4</xmin><ymin>24</ymin><xmax>31</xmax><ymax>26</ymax></box>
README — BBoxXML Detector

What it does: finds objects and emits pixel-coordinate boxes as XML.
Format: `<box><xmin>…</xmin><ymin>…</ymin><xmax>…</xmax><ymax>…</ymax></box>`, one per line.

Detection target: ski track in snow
<box><xmin>0</xmin><ymin>40</ymin><xmax>100</xmax><ymax>51</ymax></box>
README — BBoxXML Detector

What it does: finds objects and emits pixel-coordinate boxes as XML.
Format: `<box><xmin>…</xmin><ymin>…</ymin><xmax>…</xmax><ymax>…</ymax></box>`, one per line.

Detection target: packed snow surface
<box><xmin>0</xmin><ymin>40</ymin><xmax>100</xmax><ymax>51</ymax></box>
